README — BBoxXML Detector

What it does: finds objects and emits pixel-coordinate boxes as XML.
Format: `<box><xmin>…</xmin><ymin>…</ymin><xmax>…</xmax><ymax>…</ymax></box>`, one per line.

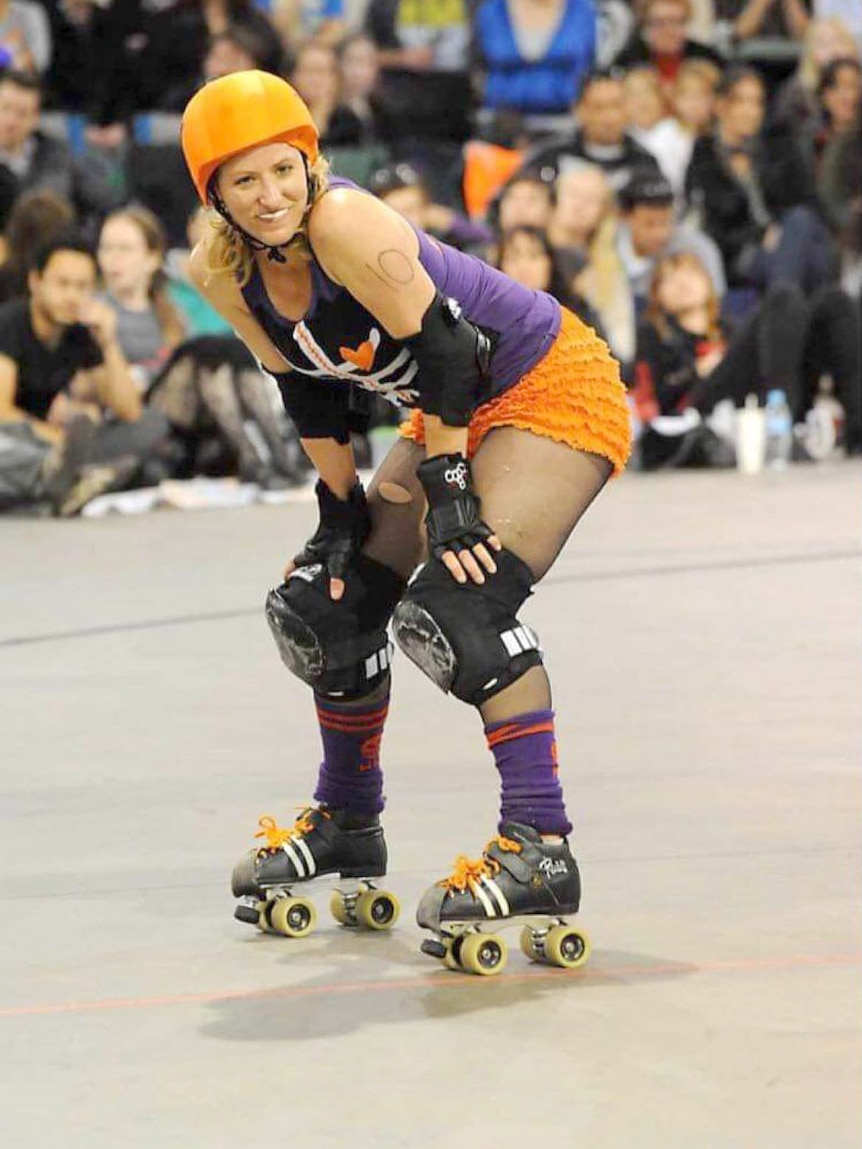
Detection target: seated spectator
<box><xmin>633</xmin><ymin>251</ymin><xmax>861</xmax><ymax>465</ymax></box>
<box><xmin>685</xmin><ymin>65</ymin><xmax>837</xmax><ymax>293</ymax></box>
<box><xmin>495</xmin><ymin>223</ymin><xmax>605</xmax><ymax>330</ymax></box>
<box><xmin>525</xmin><ymin>69</ymin><xmax>663</xmax><ymax>192</ymax></box>
<box><xmin>493</xmin><ymin>170</ymin><xmax>555</xmax><ymax>233</ymax></box>
<box><xmin>0</xmin><ymin>235</ymin><xmax>171</xmax><ymax>497</ymax></box>
<box><xmin>0</xmin><ymin>0</ymin><xmax>51</xmax><ymax>73</ymax></box>
<box><xmin>671</xmin><ymin>57</ymin><xmax>722</xmax><ymax>137</ymax></box>
<box><xmin>97</xmin><ymin>207</ymin><xmax>187</xmax><ymax>390</ymax></box>
<box><xmin>0</xmin><ymin>70</ymin><xmax>124</xmax><ymax>225</ymax></box>
<box><xmin>713</xmin><ymin>0</ymin><xmax>810</xmax><ymax>46</ymax></box>
<box><xmin>0</xmin><ymin>188</ymin><xmax>76</xmax><ymax>305</ymax></box>
<box><xmin>369</xmin><ymin>162</ymin><xmax>493</xmax><ymax>254</ymax></box>
<box><xmin>365</xmin><ymin>0</ymin><xmax>473</xmax><ymax>148</ymax></box>
<box><xmin>623</xmin><ymin>65</ymin><xmax>695</xmax><ymax>194</ymax></box>
<box><xmin>771</xmin><ymin>18</ymin><xmax>859</xmax><ymax>147</ymax></box>
<box><xmin>164</xmin><ymin>23</ymin><xmax>274</xmax><ymax>111</ymax></box>
<box><xmin>166</xmin><ymin>206</ymin><xmax>234</xmax><ymax>337</ymax></box>
<box><xmin>291</xmin><ymin>40</ymin><xmax>368</xmax><ymax>147</ymax></box>
<box><xmin>815</xmin><ymin>56</ymin><xmax>862</xmax><ymax>161</ymax></box>
<box><xmin>547</xmin><ymin>161</ymin><xmax>638</xmax><ymax>370</ymax></box>
<box><xmin>615</xmin><ymin>0</ymin><xmax>724</xmax><ymax>81</ymax></box>
<box><xmin>472</xmin><ymin>0</ymin><xmax>596</xmax><ymax>136</ymax></box>
<box><xmin>337</xmin><ymin>31</ymin><xmax>388</xmax><ymax>144</ymax></box>
<box><xmin>616</xmin><ymin>171</ymin><xmax>726</xmax><ymax>303</ymax></box>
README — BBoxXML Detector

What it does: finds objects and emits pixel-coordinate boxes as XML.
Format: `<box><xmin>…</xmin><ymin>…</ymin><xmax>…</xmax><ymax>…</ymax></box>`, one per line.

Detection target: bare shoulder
<box><xmin>308</xmin><ymin>186</ymin><xmax>416</xmax><ymax>262</ymax></box>
<box><xmin>188</xmin><ymin>238</ymin><xmax>249</xmax><ymax>316</ymax></box>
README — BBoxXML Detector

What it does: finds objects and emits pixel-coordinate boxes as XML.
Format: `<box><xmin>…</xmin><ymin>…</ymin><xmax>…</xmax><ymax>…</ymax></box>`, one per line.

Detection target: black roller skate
<box><xmin>232</xmin><ymin>807</ymin><xmax>400</xmax><ymax>937</ymax></box>
<box><xmin>417</xmin><ymin>822</ymin><xmax>590</xmax><ymax>976</ymax></box>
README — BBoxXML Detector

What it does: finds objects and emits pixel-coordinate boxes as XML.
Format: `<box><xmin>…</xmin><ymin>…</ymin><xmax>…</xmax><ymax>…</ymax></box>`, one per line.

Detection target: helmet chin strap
<box><xmin>208</xmin><ymin>157</ymin><xmax>314</xmax><ymax>265</ymax></box>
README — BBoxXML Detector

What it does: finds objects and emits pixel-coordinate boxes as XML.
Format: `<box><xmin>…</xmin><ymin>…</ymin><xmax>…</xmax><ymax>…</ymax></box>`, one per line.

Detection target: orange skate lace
<box><xmin>254</xmin><ymin>808</ymin><xmax>330</xmax><ymax>851</ymax></box>
<box><xmin>441</xmin><ymin>835</ymin><xmax>522</xmax><ymax>894</ymax></box>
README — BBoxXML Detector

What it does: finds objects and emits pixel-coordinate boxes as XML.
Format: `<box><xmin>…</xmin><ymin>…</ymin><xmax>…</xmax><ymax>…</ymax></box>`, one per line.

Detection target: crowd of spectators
<box><xmin>0</xmin><ymin>0</ymin><xmax>859</xmax><ymax>513</ymax></box>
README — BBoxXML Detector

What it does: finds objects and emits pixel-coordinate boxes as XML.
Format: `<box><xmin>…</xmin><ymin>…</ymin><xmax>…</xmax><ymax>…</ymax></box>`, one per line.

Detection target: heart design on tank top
<box><xmin>339</xmin><ymin>328</ymin><xmax>380</xmax><ymax>372</ymax></box>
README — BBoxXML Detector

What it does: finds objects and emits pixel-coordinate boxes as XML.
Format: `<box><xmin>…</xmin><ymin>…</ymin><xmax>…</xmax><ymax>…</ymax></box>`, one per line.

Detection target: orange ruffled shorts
<box><xmin>399</xmin><ymin>307</ymin><xmax>631</xmax><ymax>477</ymax></box>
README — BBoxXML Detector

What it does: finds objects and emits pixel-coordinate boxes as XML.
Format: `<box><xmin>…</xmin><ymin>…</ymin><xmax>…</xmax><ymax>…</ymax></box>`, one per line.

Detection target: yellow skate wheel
<box><xmin>519</xmin><ymin>926</ymin><xmax>540</xmax><ymax>961</ymax></box>
<box><xmin>458</xmin><ymin>932</ymin><xmax>508</xmax><ymax>976</ymax></box>
<box><xmin>543</xmin><ymin>925</ymin><xmax>591</xmax><ymax>969</ymax></box>
<box><xmin>355</xmin><ymin>889</ymin><xmax>400</xmax><ymax>931</ymax></box>
<box><xmin>330</xmin><ymin>891</ymin><xmax>352</xmax><ymax>926</ymax></box>
<box><xmin>268</xmin><ymin>896</ymin><xmax>317</xmax><ymax>939</ymax></box>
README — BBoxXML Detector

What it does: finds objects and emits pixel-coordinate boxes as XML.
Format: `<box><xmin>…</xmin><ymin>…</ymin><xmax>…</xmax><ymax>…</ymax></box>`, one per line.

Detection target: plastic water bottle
<box><xmin>764</xmin><ymin>390</ymin><xmax>793</xmax><ymax>470</ymax></box>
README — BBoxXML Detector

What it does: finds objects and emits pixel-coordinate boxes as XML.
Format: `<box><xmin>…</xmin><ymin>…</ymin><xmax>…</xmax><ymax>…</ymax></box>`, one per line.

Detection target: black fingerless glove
<box><xmin>416</xmin><ymin>453</ymin><xmax>495</xmax><ymax>561</ymax></box>
<box><xmin>293</xmin><ymin>478</ymin><xmax>371</xmax><ymax>583</ymax></box>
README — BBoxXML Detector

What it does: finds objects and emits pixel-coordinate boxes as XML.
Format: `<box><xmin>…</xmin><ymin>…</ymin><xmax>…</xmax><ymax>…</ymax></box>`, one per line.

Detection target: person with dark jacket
<box><xmin>685</xmin><ymin>65</ymin><xmax>837</xmax><ymax>293</ymax></box>
<box><xmin>524</xmin><ymin>69</ymin><xmax>662</xmax><ymax>192</ymax></box>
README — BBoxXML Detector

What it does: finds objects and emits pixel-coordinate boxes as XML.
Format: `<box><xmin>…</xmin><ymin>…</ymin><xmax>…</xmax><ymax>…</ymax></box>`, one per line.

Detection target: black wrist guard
<box><xmin>417</xmin><ymin>453</ymin><xmax>495</xmax><ymax>560</ymax></box>
<box><xmin>293</xmin><ymin>478</ymin><xmax>371</xmax><ymax>581</ymax></box>
<box><xmin>403</xmin><ymin>293</ymin><xmax>495</xmax><ymax>427</ymax></box>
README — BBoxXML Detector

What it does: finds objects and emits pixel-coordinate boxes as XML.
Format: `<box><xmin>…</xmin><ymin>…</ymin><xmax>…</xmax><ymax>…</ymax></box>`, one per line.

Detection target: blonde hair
<box><xmin>798</xmin><ymin>18</ymin><xmax>859</xmax><ymax>91</ymax></box>
<box><xmin>101</xmin><ymin>205</ymin><xmax>186</xmax><ymax>350</ymax></box>
<box><xmin>675</xmin><ymin>58</ymin><xmax>722</xmax><ymax>93</ymax></box>
<box><xmin>646</xmin><ymin>250</ymin><xmax>721</xmax><ymax>340</ymax></box>
<box><xmin>205</xmin><ymin>153</ymin><xmax>331</xmax><ymax>286</ymax></box>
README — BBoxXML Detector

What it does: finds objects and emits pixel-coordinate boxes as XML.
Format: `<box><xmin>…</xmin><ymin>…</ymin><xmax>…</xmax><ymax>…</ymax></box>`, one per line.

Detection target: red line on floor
<box><xmin>0</xmin><ymin>952</ymin><xmax>859</xmax><ymax>1019</ymax></box>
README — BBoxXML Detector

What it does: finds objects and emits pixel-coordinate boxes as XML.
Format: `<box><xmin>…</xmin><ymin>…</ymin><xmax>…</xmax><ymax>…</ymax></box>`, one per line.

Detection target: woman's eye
<box><xmin>235</xmin><ymin>176</ymin><xmax>253</xmax><ymax>187</ymax></box>
<box><xmin>277</xmin><ymin>165</ymin><xmax>292</xmax><ymax>175</ymax></box>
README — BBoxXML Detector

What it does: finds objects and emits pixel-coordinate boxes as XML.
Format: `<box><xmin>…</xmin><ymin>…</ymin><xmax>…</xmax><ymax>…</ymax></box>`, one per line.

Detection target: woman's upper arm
<box><xmin>308</xmin><ymin>189</ymin><xmax>436</xmax><ymax>339</ymax></box>
<box><xmin>188</xmin><ymin>242</ymin><xmax>291</xmax><ymax>374</ymax></box>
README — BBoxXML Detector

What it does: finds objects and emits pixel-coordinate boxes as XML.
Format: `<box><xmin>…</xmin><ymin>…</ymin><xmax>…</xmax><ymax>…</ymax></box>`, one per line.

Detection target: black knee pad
<box><xmin>392</xmin><ymin>549</ymin><xmax>542</xmax><ymax>705</ymax></box>
<box><xmin>265</xmin><ymin>555</ymin><xmax>406</xmax><ymax>699</ymax></box>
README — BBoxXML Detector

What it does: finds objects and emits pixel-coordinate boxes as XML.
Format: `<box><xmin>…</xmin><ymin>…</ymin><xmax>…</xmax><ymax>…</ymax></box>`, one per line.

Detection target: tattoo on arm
<box><xmin>365</xmin><ymin>248</ymin><xmax>415</xmax><ymax>289</ymax></box>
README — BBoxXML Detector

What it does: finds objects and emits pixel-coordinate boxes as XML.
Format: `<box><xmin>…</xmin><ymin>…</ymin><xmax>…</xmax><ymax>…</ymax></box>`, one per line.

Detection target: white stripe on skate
<box><xmin>483</xmin><ymin>876</ymin><xmax>510</xmax><ymax>917</ymax></box>
<box><xmin>472</xmin><ymin>882</ymin><xmax>496</xmax><ymax>918</ymax></box>
<box><xmin>281</xmin><ymin>840</ymin><xmax>306</xmax><ymax>878</ymax></box>
<box><xmin>294</xmin><ymin>836</ymin><xmax>316</xmax><ymax>877</ymax></box>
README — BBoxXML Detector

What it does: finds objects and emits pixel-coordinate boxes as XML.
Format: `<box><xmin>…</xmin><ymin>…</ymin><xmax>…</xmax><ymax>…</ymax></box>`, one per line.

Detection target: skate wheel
<box><xmin>458</xmin><ymin>932</ymin><xmax>507</xmax><ymax>977</ymax></box>
<box><xmin>355</xmin><ymin>889</ymin><xmax>400</xmax><ymax>931</ymax></box>
<box><xmin>268</xmin><ymin>896</ymin><xmax>317</xmax><ymax>939</ymax></box>
<box><xmin>519</xmin><ymin>926</ymin><xmax>541</xmax><ymax>961</ymax></box>
<box><xmin>330</xmin><ymin>891</ymin><xmax>354</xmax><ymax>927</ymax></box>
<box><xmin>543</xmin><ymin>925</ymin><xmax>590</xmax><ymax>969</ymax></box>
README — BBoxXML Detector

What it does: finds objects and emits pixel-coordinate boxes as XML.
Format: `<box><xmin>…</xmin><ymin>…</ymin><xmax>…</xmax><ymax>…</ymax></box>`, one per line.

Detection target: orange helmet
<box><xmin>181</xmin><ymin>71</ymin><xmax>320</xmax><ymax>204</ymax></box>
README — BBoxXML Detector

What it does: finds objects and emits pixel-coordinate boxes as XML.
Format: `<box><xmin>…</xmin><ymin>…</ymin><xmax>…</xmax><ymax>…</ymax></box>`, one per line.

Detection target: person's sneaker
<box><xmin>40</xmin><ymin>415</ymin><xmax>98</xmax><ymax>509</ymax></box>
<box><xmin>56</xmin><ymin>456</ymin><xmax>139</xmax><ymax>518</ymax></box>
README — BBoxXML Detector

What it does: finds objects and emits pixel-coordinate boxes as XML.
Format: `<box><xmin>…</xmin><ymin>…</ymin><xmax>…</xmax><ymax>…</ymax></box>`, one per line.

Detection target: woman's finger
<box><xmin>458</xmin><ymin>548</ymin><xmax>485</xmax><ymax>585</ymax></box>
<box><xmin>441</xmin><ymin>550</ymin><xmax>467</xmax><ymax>584</ymax></box>
<box><xmin>486</xmin><ymin>533</ymin><xmax>503</xmax><ymax>552</ymax></box>
<box><xmin>472</xmin><ymin>543</ymin><xmax>497</xmax><ymax>574</ymax></box>
<box><xmin>329</xmin><ymin>577</ymin><xmax>346</xmax><ymax>601</ymax></box>
<box><xmin>283</xmin><ymin>559</ymin><xmax>296</xmax><ymax>582</ymax></box>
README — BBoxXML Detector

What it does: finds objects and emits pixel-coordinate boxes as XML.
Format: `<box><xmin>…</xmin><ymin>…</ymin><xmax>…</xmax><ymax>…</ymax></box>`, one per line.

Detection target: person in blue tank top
<box><xmin>181</xmin><ymin>71</ymin><xmax>631</xmax><ymax>974</ymax></box>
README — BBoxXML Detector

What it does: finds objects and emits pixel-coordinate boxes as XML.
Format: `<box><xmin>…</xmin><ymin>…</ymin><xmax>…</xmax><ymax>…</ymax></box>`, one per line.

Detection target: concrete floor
<box><xmin>1</xmin><ymin>463</ymin><xmax>860</xmax><ymax>1149</ymax></box>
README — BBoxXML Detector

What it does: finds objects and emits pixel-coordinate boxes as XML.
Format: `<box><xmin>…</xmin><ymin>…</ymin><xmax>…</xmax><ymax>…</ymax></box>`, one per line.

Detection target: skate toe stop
<box><xmin>415</xmin><ymin>885</ymin><xmax>447</xmax><ymax>930</ymax></box>
<box><xmin>230</xmin><ymin>851</ymin><xmax>260</xmax><ymax>897</ymax></box>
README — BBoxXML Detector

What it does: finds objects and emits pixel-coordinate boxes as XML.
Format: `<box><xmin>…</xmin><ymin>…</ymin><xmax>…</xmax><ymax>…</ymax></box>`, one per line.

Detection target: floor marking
<box><xmin>2</xmin><ymin>549</ymin><xmax>858</xmax><ymax>650</ymax></box>
<box><xmin>1</xmin><ymin>952</ymin><xmax>858</xmax><ymax>1019</ymax></box>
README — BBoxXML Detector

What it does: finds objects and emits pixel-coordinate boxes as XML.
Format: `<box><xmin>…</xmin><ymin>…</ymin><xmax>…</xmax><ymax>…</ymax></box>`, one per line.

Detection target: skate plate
<box><xmin>235</xmin><ymin>875</ymin><xmax>400</xmax><ymax>938</ymax></box>
<box><xmin>420</xmin><ymin>913</ymin><xmax>590</xmax><ymax>976</ymax></box>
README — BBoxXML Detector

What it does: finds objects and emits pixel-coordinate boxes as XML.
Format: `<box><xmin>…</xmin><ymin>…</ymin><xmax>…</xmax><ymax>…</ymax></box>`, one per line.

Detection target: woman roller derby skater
<box><xmin>180</xmin><ymin>72</ymin><xmax>630</xmax><ymax>974</ymax></box>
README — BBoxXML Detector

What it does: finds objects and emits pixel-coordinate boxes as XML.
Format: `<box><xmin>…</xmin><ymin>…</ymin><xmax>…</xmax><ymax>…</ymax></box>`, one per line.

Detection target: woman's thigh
<box><xmin>471</xmin><ymin>427</ymin><xmax>612</xmax><ymax>582</ymax></box>
<box><xmin>363</xmin><ymin>436</ymin><xmax>426</xmax><ymax>579</ymax></box>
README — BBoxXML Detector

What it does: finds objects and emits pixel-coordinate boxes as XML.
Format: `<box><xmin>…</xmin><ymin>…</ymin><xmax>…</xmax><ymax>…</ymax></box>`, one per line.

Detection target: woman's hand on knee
<box><xmin>416</xmin><ymin>452</ymin><xmax>501</xmax><ymax>585</ymax></box>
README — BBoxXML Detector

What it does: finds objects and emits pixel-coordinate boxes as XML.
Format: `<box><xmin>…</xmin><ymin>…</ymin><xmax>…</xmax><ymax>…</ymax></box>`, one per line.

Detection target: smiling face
<box><xmin>216</xmin><ymin>142</ymin><xmax>310</xmax><ymax>246</ymax></box>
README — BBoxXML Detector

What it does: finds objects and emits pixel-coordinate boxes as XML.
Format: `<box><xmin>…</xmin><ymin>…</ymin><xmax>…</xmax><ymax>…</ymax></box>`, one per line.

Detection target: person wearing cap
<box><xmin>180</xmin><ymin>71</ymin><xmax>631</xmax><ymax>962</ymax></box>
